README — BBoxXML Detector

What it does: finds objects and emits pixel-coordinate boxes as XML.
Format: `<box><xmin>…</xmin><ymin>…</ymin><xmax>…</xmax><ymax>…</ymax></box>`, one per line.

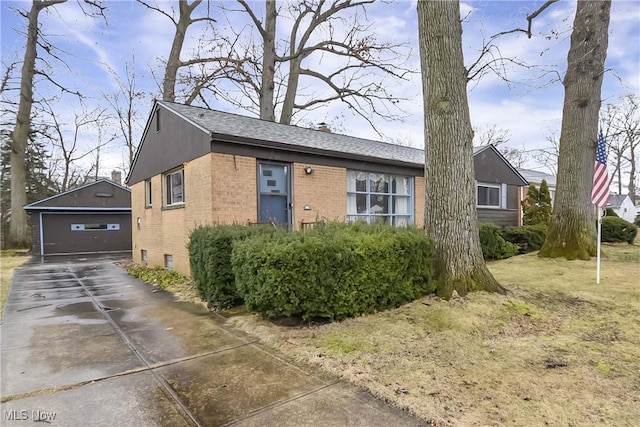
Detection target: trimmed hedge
<box><xmin>231</xmin><ymin>224</ymin><xmax>436</xmax><ymax>321</ymax></box>
<box><xmin>187</xmin><ymin>224</ymin><xmax>282</xmax><ymax>309</ymax></box>
<box><xmin>479</xmin><ymin>223</ymin><xmax>519</xmax><ymax>260</ymax></box>
<box><xmin>601</xmin><ymin>217</ymin><xmax>637</xmax><ymax>244</ymax></box>
<box><xmin>501</xmin><ymin>225</ymin><xmax>547</xmax><ymax>253</ymax></box>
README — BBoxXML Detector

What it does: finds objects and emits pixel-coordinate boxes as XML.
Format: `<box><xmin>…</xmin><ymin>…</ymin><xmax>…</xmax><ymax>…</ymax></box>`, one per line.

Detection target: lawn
<box><xmin>224</xmin><ymin>242</ymin><xmax>640</xmax><ymax>426</ymax></box>
<box><xmin>1</xmin><ymin>250</ymin><xmax>30</xmax><ymax>320</ymax></box>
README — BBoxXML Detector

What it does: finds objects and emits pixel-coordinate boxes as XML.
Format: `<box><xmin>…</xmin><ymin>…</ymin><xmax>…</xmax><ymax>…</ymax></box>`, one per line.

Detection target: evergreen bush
<box><xmin>601</xmin><ymin>217</ymin><xmax>637</xmax><ymax>244</ymax></box>
<box><xmin>501</xmin><ymin>225</ymin><xmax>547</xmax><ymax>253</ymax></box>
<box><xmin>522</xmin><ymin>180</ymin><xmax>552</xmax><ymax>226</ymax></box>
<box><xmin>187</xmin><ymin>224</ymin><xmax>282</xmax><ymax>309</ymax></box>
<box><xmin>231</xmin><ymin>224</ymin><xmax>436</xmax><ymax>321</ymax></box>
<box><xmin>478</xmin><ymin>223</ymin><xmax>519</xmax><ymax>260</ymax></box>
<box><xmin>605</xmin><ymin>208</ymin><xmax>619</xmax><ymax>217</ymax></box>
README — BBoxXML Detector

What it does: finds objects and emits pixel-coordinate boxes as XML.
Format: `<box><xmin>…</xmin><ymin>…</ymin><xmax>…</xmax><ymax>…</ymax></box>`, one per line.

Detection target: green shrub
<box><xmin>127</xmin><ymin>265</ymin><xmax>190</xmax><ymax>289</ymax></box>
<box><xmin>605</xmin><ymin>208</ymin><xmax>619</xmax><ymax>218</ymax></box>
<box><xmin>232</xmin><ymin>224</ymin><xmax>436</xmax><ymax>321</ymax></box>
<box><xmin>522</xmin><ymin>180</ymin><xmax>552</xmax><ymax>226</ymax></box>
<box><xmin>601</xmin><ymin>217</ymin><xmax>638</xmax><ymax>244</ymax></box>
<box><xmin>479</xmin><ymin>223</ymin><xmax>519</xmax><ymax>260</ymax></box>
<box><xmin>501</xmin><ymin>225</ymin><xmax>547</xmax><ymax>253</ymax></box>
<box><xmin>187</xmin><ymin>224</ymin><xmax>282</xmax><ymax>309</ymax></box>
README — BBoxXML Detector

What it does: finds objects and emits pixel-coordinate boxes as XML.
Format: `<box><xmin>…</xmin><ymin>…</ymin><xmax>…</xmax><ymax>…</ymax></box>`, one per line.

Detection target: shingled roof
<box><xmin>159</xmin><ymin>100</ymin><xmax>425</xmax><ymax>166</ymax></box>
<box><xmin>608</xmin><ymin>194</ymin><xmax>629</xmax><ymax>208</ymax></box>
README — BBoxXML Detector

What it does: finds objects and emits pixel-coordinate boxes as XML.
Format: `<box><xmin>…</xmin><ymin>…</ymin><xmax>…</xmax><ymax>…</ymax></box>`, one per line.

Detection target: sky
<box><xmin>1</xmin><ymin>0</ymin><xmax>639</xmax><ymax>181</ymax></box>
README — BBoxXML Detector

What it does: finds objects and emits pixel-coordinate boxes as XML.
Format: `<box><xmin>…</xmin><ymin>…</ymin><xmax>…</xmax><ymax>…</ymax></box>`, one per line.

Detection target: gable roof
<box><xmin>473</xmin><ymin>145</ymin><xmax>529</xmax><ymax>186</ymax></box>
<box><xmin>159</xmin><ymin>100</ymin><xmax>425</xmax><ymax>166</ymax></box>
<box><xmin>608</xmin><ymin>194</ymin><xmax>630</xmax><ymax>208</ymax></box>
<box><xmin>24</xmin><ymin>179</ymin><xmax>131</xmax><ymax>211</ymax></box>
<box><xmin>517</xmin><ymin>168</ymin><xmax>557</xmax><ymax>187</ymax></box>
<box><xmin>128</xmin><ymin>100</ymin><xmax>529</xmax><ymax>187</ymax></box>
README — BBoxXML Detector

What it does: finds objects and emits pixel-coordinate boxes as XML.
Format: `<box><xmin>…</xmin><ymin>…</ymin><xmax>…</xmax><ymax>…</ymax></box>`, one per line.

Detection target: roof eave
<box><xmin>23</xmin><ymin>179</ymin><xmax>131</xmax><ymax>209</ymax></box>
<box><xmin>210</xmin><ymin>132</ymin><xmax>425</xmax><ymax>170</ymax></box>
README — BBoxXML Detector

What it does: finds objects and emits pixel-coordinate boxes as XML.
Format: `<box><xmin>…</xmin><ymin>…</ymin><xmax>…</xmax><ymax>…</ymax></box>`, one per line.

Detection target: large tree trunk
<box><xmin>417</xmin><ymin>0</ymin><xmax>504</xmax><ymax>299</ymax></box>
<box><xmin>279</xmin><ymin>56</ymin><xmax>301</xmax><ymax>125</ymax></box>
<box><xmin>539</xmin><ymin>0</ymin><xmax>611</xmax><ymax>260</ymax></box>
<box><xmin>162</xmin><ymin>0</ymin><xmax>197</xmax><ymax>102</ymax></box>
<box><xmin>259</xmin><ymin>0</ymin><xmax>276</xmax><ymax>121</ymax></box>
<box><xmin>9</xmin><ymin>1</ymin><xmax>64</xmax><ymax>248</ymax></box>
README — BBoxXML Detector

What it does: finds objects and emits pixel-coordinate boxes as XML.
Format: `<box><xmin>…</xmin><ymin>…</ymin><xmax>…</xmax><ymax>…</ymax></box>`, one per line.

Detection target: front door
<box><xmin>258</xmin><ymin>162</ymin><xmax>292</xmax><ymax>227</ymax></box>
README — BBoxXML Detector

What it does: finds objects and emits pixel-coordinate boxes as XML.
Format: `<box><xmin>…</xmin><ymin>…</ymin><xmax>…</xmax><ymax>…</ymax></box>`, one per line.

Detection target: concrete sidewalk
<box><xmin>1</xmin><ymin>256</ymin><xmax>423</xmax><ymax>426</ymax></box>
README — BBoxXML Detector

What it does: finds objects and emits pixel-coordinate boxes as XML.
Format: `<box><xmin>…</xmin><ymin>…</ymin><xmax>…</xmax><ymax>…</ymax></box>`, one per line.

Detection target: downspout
<box><xmin>39</xmin><ymin>212</ymin><xmax>44</xmax><ymax>256</ymax></box>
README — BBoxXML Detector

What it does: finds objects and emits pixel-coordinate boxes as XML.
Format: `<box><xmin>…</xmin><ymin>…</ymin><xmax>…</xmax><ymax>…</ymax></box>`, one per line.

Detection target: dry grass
<box><xmin>1</xmin><ymin>250</ymin><xmax>30</xmax><ymax>320</ymax></box>
<box><xmin>224</xmin><ymin>242</ymin><xmax>640</xmax><ymax>426</ymax></box>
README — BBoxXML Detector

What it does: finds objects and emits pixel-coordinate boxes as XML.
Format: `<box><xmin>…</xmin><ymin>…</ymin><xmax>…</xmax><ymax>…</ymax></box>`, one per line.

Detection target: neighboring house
<box><xmin>474</xmin><ymin>145</ymin><xmax>529</xmax><ymax>227</ymax></box>
<box><xmin>126</xmin><ymin>100</ymin><xmax>528</xmax><ymax>275</ymax></box>
<box><xmin>24</xmin><ymin>174</ymin><xmax>132</xmax><ymax>256</ymax></box>
<box><xmin>607</xmin><ymin>194</ymin><xmax>636</xmax><ymax>223</ymax></box>
<box><xmin>518</xmin><ymin>168</ymin><xmax>557</xmax><ymax>206</ymax></box>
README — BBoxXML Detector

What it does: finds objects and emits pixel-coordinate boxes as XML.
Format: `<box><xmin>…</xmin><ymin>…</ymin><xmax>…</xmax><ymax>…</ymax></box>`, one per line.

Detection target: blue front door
<box><xmin>258</xmin><ymin>162</ymin><xmax>291</xmax><ymax>226</ymax></box>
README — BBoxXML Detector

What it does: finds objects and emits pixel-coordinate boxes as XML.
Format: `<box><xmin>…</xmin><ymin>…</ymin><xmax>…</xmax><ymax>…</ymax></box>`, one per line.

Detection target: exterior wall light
<box><xmin>304</xmin><ymin>167</ymin><xmax>314</xmax><ymax>175</ymax></box>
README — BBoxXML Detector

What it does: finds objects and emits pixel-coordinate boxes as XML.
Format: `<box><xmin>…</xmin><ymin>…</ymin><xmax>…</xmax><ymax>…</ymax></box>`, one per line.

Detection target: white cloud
<box><xmin>2</xmin><ymin>0</ymin><xmax>638</xmax><ymax>180</ymax></box>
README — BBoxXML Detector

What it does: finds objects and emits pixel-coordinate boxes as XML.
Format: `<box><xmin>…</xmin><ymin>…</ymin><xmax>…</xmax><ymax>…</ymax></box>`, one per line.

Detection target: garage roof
<box><xmin>24</xmin><ymin>179</ymin><xmax>131</xmax><ymax>211</ymax></box>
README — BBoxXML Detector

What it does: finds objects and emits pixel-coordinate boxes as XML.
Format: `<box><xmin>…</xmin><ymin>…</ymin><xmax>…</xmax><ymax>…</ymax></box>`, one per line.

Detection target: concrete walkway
<box><xmin>1</xmin><ymin>256</ymin><xmax>423</xmax><ymax>426</ymax></box>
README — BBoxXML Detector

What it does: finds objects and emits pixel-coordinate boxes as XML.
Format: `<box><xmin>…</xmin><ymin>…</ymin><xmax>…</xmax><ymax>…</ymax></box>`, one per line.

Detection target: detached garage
<box><xmin>24</xmin><ymin>178</ymin><xmax>132</xmax><ymax>256</ymax></box>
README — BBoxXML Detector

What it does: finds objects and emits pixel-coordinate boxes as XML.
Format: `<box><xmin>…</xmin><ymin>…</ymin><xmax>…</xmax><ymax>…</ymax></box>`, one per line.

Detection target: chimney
<box><xmin>318</xmin><ymin>122</ymin><xmax>331</xmax><ymax>132</ymax></box>
<box><xmin>111</xmin><ymin>170</ymin><xmax>122</xmax><ymax>185</ymax></box>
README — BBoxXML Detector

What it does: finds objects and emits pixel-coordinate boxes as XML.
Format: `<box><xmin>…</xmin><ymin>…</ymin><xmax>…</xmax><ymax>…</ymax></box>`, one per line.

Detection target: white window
<box><xmin>145</xmin><ymin>179</ymin><xmax>152</xmax><ymax>207</ymax></box>
<box><xmin>164</xmin><ymin>168</ymin><xmax>184</xmax><ymax>206</ymax></box>
<box><xmin>164</xmin><ymin>254</ymin><xmax>173</xmax><ymax>269</ymax></box>
<box><xmin>476</xmin><ymin>182</ymin><xmax>509</xmax><ymax>209</ymax></box>
<box><xmin>141</xmin><ymin>250</ymin><xmax>148</xmax><ymax>265</ymax></box>
<box><xmin>346</xmin><ymin>170</ymin><xmax>413</xmax><ymax>226</ymax></box>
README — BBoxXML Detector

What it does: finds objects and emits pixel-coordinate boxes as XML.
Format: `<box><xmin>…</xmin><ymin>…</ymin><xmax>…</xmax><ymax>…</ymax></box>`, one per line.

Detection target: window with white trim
<box><xmin>164</xmin><ymin>168</ymin><xmax>184</xmax><ymax>206</ymax></box>
<box><xmin>145</xmin><ymin>179</ymin><xmax>152</xmax><ymax>207</ymax></box>
<box><xmin>347</xmin><ymin>170</ymin><xmax>413</xmax><ymax>226</ymax></box>
<box><xmin>476</xmin><ymin>183</ymin><xmax>501</xmax><ymax>208</ymax></box>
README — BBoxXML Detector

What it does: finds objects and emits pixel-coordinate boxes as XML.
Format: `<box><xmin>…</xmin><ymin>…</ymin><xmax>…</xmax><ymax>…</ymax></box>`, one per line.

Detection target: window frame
<box><xmin>164</xmin><ymin>254</ymin><xmax>173</xmax><ymax>269</ymax></box>
<box><xmin>476</xmin><ymin>182</ymin><xmax>502</xmax><ymax>209</ymax></box>
<box><xmin>346</xmin><ymin>170</ymin><xmax>414</xmax><ymax>226</ymax></box>
<box><xmin>144</xmin><ymin>179</ymin><xmax>152</xmax><ymax>207</ymax></box>
<box><xmin>163</xmin><ymin>168</ymin><xmax>185</xmax><ymax>207</ymax></box>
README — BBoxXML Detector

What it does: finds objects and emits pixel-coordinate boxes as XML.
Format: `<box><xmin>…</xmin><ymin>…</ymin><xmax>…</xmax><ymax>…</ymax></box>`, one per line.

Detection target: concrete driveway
<box><xmin>1</xmin><ymin>256</ymin><xmax>423</xmax><ymax>426</ymax></box>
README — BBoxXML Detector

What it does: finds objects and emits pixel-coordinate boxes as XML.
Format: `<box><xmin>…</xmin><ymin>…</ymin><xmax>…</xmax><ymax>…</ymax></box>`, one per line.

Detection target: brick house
<box><xmin>126</xmin><ymin>100</ymin><xmax>528</xmax><ymax>275</ymax></box>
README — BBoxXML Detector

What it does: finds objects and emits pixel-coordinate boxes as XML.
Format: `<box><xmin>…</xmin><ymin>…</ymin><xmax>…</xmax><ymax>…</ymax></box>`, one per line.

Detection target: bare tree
<box><xmin>464</xmin><ymin>0</ymin><xmax>561</xmax><ymax>89</ymax></box>
<box><xmin>137</xmin><ymin>0</ymin><xmax>244</xmax><ymax>104</ymax></box>
<box><xmin>43</xmin><ymin>101</ymin><xmax>115</xmax><ymax>191</ymax></box>
<box><xmin>600</xmin><ymin>102</ymin><xmax>629</xmax><ymax>195</ymax></box>
<box><xmin>7</xmin><ymin>0</ymin><xmax>105</xmax><ymax>248</ymax></box>
<box><xmin>539</xmin><ymin>0</ymin><xmax>611</xmax><ymax>260</ymax></box>
<box><xmin>222</xmin><ymin>0</ymin><xmax>413</xmax><ymax>133</ymax></box>
<box><xmin>102</xmin><ymin>58</ymin><xmax>147</xmax><ymax>170</ymax></box>
<box><xmin>418</xmin><ymin>0</ymin><xmax>505</xmax><ymax>299</ymax></box>
<box><xmin>8</xmin><ymin>0</ymin><xmax>65</xmax><ymax>247</ymax></box>
<box><xmin>477</xmin><ymin>125</ymin><xmax>511</xmax><ymax>147</ymax></box>
<box><xmin>533</xmin><ymin>131</ymin><xmax>560</xmax><ymax>175</ymax></box>
<box><xmin>604</xmin><ymin>95</ymin><xmax>639</xmax><ymax>204</ymax></box>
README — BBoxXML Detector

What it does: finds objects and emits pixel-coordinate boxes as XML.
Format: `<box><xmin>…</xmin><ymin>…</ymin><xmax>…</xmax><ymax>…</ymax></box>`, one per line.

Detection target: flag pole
<box><xmin>596</xmin><ymin>206</ymin><xmax>602</xmax><ymax>284</ymax></box>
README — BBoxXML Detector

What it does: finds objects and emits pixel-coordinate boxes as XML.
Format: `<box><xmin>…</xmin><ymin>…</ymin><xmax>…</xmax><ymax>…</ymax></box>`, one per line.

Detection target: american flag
<box><xmin>591</xmin><ymin>132</ymin><xmax>610</xmax><ymax>208</ymax></box>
